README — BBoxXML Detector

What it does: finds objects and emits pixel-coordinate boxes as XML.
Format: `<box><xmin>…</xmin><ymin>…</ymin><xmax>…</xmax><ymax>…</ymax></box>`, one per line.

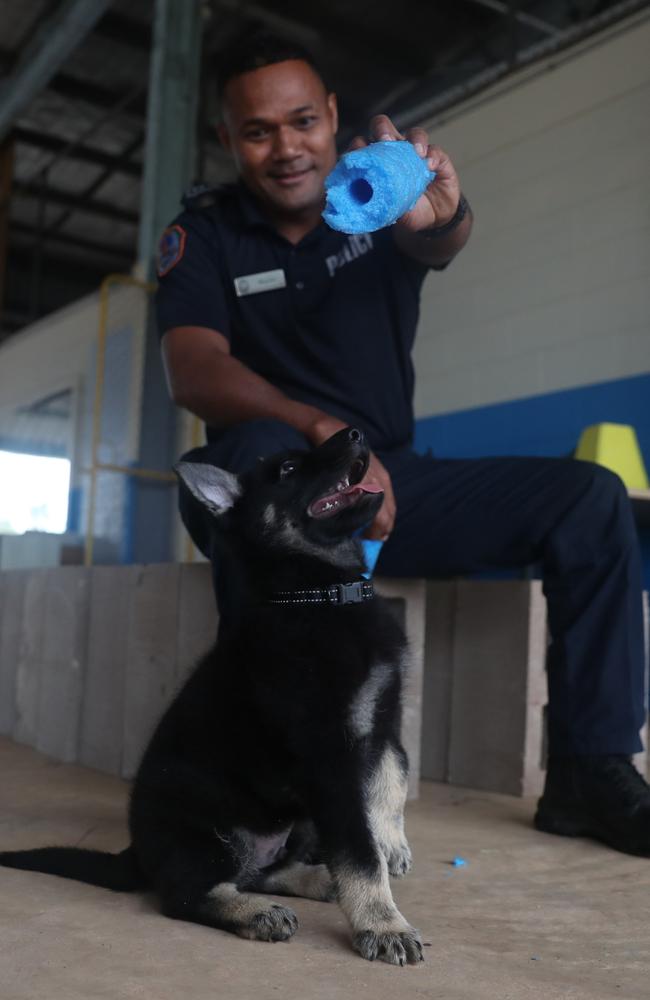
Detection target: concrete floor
<box><xmin>0</xmin><ymin>737</ymin><xmax>649</xmax><ymax>1000</ymax></box>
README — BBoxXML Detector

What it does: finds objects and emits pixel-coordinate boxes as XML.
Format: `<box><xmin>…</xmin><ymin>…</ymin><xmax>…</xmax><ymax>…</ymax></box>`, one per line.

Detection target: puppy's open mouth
<box><xmin>307</xmin><ymin>458</ymin><xmax>383</xmax><ymax>519</ymax></box>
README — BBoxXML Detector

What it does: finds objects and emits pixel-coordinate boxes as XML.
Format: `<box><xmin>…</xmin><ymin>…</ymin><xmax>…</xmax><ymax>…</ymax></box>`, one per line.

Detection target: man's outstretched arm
<box><xmin>162</xmin><ymin>325</ymin><xmax>397</xmax><ymax>539</ymax></box>
<box><xmin>162</xmin><ymin>325</ymin><xmax>332</xmax><ymax>441</ymax></box>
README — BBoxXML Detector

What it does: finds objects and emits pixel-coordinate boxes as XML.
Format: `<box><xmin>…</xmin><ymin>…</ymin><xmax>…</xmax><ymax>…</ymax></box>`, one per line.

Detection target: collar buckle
<box><xmin>328</xmin><ymin>581</ymin><xmax>365</xmax><ymax>605</ymax></box>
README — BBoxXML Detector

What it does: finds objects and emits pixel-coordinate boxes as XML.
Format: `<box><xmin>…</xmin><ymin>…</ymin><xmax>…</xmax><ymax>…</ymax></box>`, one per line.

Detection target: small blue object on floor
<box><xmin>360</xmin><ymin>538</ymin><xmax>383</xmax><ymax>579</ymax></box>
<box><xmin>322</xmin><ymin>140</ymin><xmax>435</xmax><ymax>234</ymax></box>
<box><xmin>451</xmin><ymin>856</ymin><xmax>467</xmax><ymax>867</ymax></box>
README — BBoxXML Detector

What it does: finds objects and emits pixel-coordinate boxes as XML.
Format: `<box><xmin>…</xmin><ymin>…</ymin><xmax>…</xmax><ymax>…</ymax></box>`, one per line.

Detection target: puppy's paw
<box><xmin>386</xmin><ymin>840</ymin><xmax>413</xmax><ymax>877</ymax></box>
<box><xmin>238</xmin><ymin>903</ymin><xmax>298</xmax><ymax>942</ymax></box>
<box><xmin>353</xmin><ymin>926</ymin><xmax>424</xmax><ymax>966</ymax></box>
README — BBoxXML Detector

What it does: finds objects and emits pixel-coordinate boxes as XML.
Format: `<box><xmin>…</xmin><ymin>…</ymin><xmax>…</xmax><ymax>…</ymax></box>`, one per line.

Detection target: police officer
<box><xmin>156</xmin><ymin>34</ymin><xmax>650</xmax><ymax>856</ymax></box>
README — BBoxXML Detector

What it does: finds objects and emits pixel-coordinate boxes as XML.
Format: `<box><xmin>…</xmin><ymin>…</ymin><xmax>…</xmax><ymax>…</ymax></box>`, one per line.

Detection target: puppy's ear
<box><xmin>174</xmin><ymin>462</ymin><xmax>241</xmax><ymax>516</ymax></box>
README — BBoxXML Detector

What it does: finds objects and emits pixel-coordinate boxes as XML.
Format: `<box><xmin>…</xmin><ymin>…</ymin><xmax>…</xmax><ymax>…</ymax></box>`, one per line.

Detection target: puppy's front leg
<box><xmin>310</xmin><ymin>773</ymin><xmax>423</xmax><ymax>966</ymax></box>
<box><xmin>336</xmin><ymin>855</ymin><xmax>422</xmax><ymax>965</ymax></box>
<box><xmin>367</xmin><ymin>742</ymin><xmax>413</xmax><ymax>877</ymax></box>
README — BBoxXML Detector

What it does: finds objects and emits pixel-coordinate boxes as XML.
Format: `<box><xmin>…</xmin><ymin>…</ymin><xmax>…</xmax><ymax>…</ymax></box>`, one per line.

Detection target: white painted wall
<box><xmin>414</xmin><ymin>13</ymin><xmax>650</xmax><ymax>418</ymax></box>
<box><xmin>0</xmin><ymin>292</ymin><xmax>97</xmax><ymax>424</ymax></box>
<box><xmin>0</xmin><ymin>282</ymin><xmax>149</xmax><ymax>560</ymax></box>
<box><xmin>0</xmin><ymin>283</ymin><xmax>147</xmax><ymax>456</ymax></box>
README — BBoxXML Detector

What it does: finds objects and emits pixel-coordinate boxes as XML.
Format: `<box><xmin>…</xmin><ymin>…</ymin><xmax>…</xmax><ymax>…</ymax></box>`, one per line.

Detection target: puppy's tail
<box><xmin>0</xmin><ymin>844</ymin><xmax>146</xmax><ymax>892</ymax></box>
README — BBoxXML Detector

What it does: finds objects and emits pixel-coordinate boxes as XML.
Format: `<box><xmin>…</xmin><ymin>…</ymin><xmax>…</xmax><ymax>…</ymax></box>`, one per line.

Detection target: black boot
<box><xmin>534</xmin><ymin>755</ymin><xmax>650</xmax><ymax>856</ymax></box>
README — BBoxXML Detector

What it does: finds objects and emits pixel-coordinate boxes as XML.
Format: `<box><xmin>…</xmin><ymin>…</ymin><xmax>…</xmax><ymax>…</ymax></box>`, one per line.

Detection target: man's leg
<box><xmin>177</xmin><ymin>420</ymin><xmax>309</xmax><ymax>619</ymax></box>
<box><xmin>377</xmin><ymin>449</ymin><xmax>650</xmax><ymax>855</ymax></box>
<box><xmin>378</xmin><ymin>449</ymin><xmax>645</xmax><ymax>754</ymax></box>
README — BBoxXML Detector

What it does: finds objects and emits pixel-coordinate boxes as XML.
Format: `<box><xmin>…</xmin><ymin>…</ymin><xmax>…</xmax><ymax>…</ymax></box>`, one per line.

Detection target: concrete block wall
<box><xmin>0</xmin><ymin>566</ymin><xmax>425</xmax><ymax>798</ymax></box>
<box><xmin>2</xmin><ymin>567</ymin><xmax>647</xmax><ymax>798</ymax></box>
<box><xmin>422</xmin><ymin>580</ymin><xmax>548</xmax><ymax>797</ymax></box>
<box><xmin>0</xmin><ymin>565</ymin><xmax>217</xmax><ymax>778</ymax></box>
<box><xmin>422</xmin><ymin>579</ymin><xmax>649</xmax><ymax>795</ymax></box>
<box><xmin>0</xmin><ymin>532</ymin><xmax>83</xmax><ymax>570</ymax></box>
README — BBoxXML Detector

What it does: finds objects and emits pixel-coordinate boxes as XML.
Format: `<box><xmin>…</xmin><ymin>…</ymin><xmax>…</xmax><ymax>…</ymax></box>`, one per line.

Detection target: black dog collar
<box><xmin>267</xmin><ymin>580</ymin><xmax>375</xmax><ymax>606</ymax></box>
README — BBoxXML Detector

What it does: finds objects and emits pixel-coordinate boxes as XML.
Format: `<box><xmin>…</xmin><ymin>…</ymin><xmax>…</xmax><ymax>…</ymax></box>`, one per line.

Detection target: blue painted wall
<box><xmin>414</xmin><ymin>372</ymin><xmax>650</xmax><ymax>464</ymax></box>
<box><xmin>414</xmin><ymin>371</ymin><xmax>650</xmax><ymax>587</ymax></box>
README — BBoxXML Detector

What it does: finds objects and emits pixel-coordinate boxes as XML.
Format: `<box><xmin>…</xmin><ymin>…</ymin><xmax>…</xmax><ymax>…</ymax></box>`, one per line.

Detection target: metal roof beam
<box><xmin>10</xmin><ymin>220</ymin><xmax>133</xmax><ymax>263</ymax></box>
<box><xmin>212</xmin><ymin>0</ymin><xmax>320</xmax><ymax>46</ymax></box>
<box><xmin>47</xmin><ymin>73</ymin><xmax>148</xmax><ymax>116</ymax></box>
<box><xmin>465</xmin><ymin>0</ymin><xmax>560</xmax><ymax>36</ymax></box>
<box><xmin>13</xmin><ymin>180</ymin><xmax>139</xmax><ymax>225</ymax></box>
<box><xmin>0</xmin><ymin>0</ymin><xmax>113</xmax><ymax>141</ymax></box>
<box><xmin>212</xmin><ymin>0</ymin><xmax>422</xmax><ymax>75</ymax></box>
<box><xmin>394</xmin><ymin>0</ymin><xmax>650</xmax><ymax>129</ymax></box>
<box><xmin>46</xmin><ymin>132</ymin><xmax>144</xmax><ymax>235</ymax></box>
<box><xmin>93</xmin><ymin>11</ymin><xmax>152</xmax><ymax>51</ymax></box>
<box><xmin>13</xmin><ymin>127</ymin><xmax>142</xmax><ymax>178</ymax></box>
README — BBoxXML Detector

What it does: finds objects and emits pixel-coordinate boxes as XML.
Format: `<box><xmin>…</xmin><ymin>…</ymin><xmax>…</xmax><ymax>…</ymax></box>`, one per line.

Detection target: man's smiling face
<box><xmin>218</xmin><ymin>59</ymin><xmax>338</xmax><ymax>220</ymax></box>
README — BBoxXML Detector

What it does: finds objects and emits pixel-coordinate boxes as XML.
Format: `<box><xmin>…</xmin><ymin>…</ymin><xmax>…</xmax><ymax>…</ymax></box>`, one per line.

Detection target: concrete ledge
<box><xmin>421</xmin><ymin>580</ymin><xmax>649</xmax><ymax>796</ymax></box>
<box><xmin>2</xmin><ymin>567</ymin><xmax>645</xmax><ymax>801</ymax></box>
<box><xmin>0</xmin><ymin>565</ymin><xmax>425</xmax><ymax>797</ymax></box>
<box><xmin>0</xmin><ymin>565</ymin><xmax>216</xmax><ymax>780</ymax></box>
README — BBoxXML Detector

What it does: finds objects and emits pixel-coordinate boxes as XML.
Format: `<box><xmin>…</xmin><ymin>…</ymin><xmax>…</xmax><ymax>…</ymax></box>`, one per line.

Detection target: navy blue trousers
<box><xmin>179</xmin><ymin>419</ymin><xmax>646</xmax><ymax>757</ymax></box>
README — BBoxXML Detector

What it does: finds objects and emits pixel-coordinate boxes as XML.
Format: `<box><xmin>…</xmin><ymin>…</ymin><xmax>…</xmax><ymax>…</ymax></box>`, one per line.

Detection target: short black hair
<box><xmin>216</xmin><ymin>32</ymin><xmax>326</xmax><ymax>103</ymax></box>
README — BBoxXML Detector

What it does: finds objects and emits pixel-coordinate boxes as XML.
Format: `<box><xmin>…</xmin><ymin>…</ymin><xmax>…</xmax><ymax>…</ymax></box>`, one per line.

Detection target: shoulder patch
<box><xmin>157</xmin><ymin>225</ymin><xmax>187</xmax><ymax>277</ymax></box>
<box><xmin>182</xmin><ymin>182</ymin><xmax>221</xmax><ymax>211</ymax></box>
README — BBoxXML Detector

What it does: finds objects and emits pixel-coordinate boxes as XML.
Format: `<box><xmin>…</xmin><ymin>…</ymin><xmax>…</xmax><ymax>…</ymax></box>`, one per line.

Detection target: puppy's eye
<box><xmin>279</xmin><ymin>460</ymin><xmax>297</xmax><ymax>479</ymax></box>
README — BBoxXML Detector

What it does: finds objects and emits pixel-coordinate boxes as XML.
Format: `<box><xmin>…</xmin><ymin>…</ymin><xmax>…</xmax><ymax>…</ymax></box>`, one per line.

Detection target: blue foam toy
<box><xmin>322</xmin><ymin>140</ymin><xmax>435</xmax><ymax>234</ymax></box>
<box><xmin>361</xmin><ymin>538</ymin><xmax>383</xmax><ymax>579</ymax></box>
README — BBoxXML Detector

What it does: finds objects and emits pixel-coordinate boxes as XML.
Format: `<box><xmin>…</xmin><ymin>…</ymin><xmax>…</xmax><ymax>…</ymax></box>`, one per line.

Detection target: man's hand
<box><xmin>348</xmin><ymin>113</ymin><xmax>462</xmax><ymax>233</ymax></box>
<box><xmin>308</xmin><ymin>414</ymin><xmax>396</xmax><ymax>542</ymax></box>
<box><xmin>363</xmin><ymin>451</ymin><xmax>395</xmax><ymax>542</ymax></box>
<box><xmin>308</xmin><ymin>413</ymin><xmax>350</xmax><ymax>447</ymax></box>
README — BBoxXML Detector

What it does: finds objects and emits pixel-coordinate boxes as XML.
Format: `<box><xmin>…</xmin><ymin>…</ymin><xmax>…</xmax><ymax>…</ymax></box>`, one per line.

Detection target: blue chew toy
<box><xmin>323</xmin><ymin>140</ymin><xmax>435</xmax><ymax>234</ymax></box>
<box><xmin>361</xmin><ymin>538</ymin><xmax>383</xmax><ymax>579</ymax></box>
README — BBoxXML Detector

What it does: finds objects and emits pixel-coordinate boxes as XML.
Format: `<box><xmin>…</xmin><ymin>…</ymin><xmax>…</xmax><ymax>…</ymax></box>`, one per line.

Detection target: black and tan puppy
<box><xmin>0</xmin><ymin>427</ymin><xmax>422</xmax><ymax>966</ymax></box>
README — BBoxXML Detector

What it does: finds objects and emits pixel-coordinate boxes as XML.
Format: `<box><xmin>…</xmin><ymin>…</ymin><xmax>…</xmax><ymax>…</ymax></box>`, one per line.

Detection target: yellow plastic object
<box><xmin>575</xmin><ymin>423</ymin><xmax>649</xmax><ymax>490</ymax></box>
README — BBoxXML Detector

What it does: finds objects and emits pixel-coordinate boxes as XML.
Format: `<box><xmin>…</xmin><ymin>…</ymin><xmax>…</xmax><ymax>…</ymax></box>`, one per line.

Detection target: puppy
<box><xmin>0</xmin><ymin>427</ymin><xmax>423</xmax><ymax>966</ymax></box>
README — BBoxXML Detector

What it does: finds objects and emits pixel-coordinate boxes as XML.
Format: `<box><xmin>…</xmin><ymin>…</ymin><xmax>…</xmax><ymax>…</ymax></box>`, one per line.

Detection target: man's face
<box><xmin>219</xmin><ymin>59</ymin><xmax>338</xmax><ymax>218</ymax></box>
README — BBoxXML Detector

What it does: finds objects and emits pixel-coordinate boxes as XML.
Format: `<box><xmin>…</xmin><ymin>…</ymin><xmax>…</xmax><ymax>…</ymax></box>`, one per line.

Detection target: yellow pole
<box><xmin>92</xmin><ymin>462</ymin><xmax>176</xmax><ymax>482</ymax></box>
<box><xmin>84</xmin><ymin>274</ymin><xmax>158</xmax><ymax>566</ymax></box>
<box><xmin>184</xmin><ymin>415</ymin><xmax>204</xmax><ymax>563</ymax></box>
<box><xmin>85</xmin><ymin>277</ymin><xmax>110</xmax><ymax>566</ymax></box>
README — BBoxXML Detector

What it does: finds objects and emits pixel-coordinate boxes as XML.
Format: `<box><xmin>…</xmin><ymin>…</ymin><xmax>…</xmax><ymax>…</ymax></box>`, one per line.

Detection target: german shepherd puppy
<box><xmin>0</xmin><ymin>427</ymin><xmax>423</xmax><ymax>966</ymax></box>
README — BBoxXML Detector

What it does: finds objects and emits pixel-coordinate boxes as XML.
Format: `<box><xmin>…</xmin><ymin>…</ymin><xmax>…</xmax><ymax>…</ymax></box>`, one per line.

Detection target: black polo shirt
<box><xmin>155</xmin><ymin>182</ymin><xmax>434</xmax><ymax>452</ymax></box>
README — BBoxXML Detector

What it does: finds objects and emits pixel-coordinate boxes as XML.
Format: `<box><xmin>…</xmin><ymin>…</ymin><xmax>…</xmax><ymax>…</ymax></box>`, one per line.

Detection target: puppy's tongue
<box><xmin>308</xmin><ymin>478</ymin><xmax>384</xmax><ymax>519</ymax></box>
<box><xmin>351</xmin><ymin>478</ymin><xmax>383</xmax><ymax>495</ymax></box>
<box><xmin>336</xmin><ymin>478</ymin><xmax>383</xmax><ymax>500</ymax></box>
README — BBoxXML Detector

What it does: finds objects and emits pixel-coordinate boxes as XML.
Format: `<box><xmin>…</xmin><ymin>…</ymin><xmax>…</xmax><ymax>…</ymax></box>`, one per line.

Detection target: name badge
<box><xmin>234</xmin><ymin>269</ymin><xmax>287</xmax><ymax>297</ymax></box>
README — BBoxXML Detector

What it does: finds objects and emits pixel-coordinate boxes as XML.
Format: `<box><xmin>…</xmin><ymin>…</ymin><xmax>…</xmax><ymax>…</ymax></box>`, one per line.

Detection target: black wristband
<box><xmin>421</xmin><ymin>194</ymin><xmax>469</xmax><ymax>238</ymax></box>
